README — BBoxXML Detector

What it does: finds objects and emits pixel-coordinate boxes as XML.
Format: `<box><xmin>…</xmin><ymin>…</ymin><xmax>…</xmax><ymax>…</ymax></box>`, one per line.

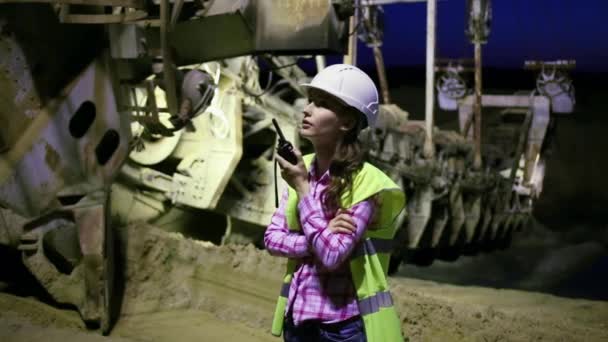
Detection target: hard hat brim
<box><xmin>301</xmin><ymin>83</ymin><xmax>349</xmax><ymax>106</ymax></box>
<box><xmin>301</xmin><ymin>83</ymin><xmax>372</xmax><ymax>128</ymax></box>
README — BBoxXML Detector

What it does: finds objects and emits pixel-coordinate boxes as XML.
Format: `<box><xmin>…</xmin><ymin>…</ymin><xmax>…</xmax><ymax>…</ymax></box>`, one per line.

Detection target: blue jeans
<box><xmin>283</xmin><ymin>315</ymin><xmax>367</xmax><ymax>342</ymax></box>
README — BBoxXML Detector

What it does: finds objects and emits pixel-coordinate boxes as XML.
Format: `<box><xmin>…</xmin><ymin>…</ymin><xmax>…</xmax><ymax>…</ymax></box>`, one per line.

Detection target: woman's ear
<box><xmin>339</xmin><ymin>111</ymin><xmax>358</xmax><ymax>132</ymax></box>
<box><xmin>339</xmin><ymin>120</ymin><xmax>355</xmax><ymax>132</ymax></box>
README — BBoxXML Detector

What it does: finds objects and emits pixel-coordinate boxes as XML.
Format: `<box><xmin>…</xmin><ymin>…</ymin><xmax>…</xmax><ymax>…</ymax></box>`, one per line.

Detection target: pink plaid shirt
<box><xmin>264</xmin><ymin>162</ymin><xmax>374</xmax><ymax>326</ymax></box>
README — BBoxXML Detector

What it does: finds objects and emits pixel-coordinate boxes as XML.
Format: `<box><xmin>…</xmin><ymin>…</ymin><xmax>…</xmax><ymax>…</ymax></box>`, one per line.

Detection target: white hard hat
<box><xmin>302</xmin><ymin>64</ymin><xmax>379</xmax><ymax>128</ymax></box>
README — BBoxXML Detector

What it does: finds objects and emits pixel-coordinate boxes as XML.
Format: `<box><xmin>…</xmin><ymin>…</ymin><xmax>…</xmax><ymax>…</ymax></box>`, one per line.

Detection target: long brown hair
<box><xmin>321</xmin><ymin>107</ymin><xmax>366</xmax><ymax>216</ymax></box>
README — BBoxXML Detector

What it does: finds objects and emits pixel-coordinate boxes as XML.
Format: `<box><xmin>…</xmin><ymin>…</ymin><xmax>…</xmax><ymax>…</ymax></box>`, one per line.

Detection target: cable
<box><xmin>348</xmin><ymin>2</ymin><xmax>365</xmax><ymax>37</ymax></box>
<box><xmin>274</xmin><ymin>158</ymin><xmax>279</xmax><ymax>208</ymax></box>
<box><xmin>207</xmin><ymin>105</ymin><xmax>230</xmax><ymax>139</ymax></box>
<box><xmin>269</xmin><ymin>61</ymin><xmax>301</xmax><ymax>70</ymax></box>
<box><xmin>348</xmin><ymin>18</ymin><xmax>364</xmax><ymax>36</ymax></box>
<box><xmin>242</xmin><ymin>70</ymin><xmax>274</xmax><ymax>98</ymax></box>
<box><xmin>260</xmin><ymin>55</ymin><xmax>314</xmax><ymax>71</ymax></box>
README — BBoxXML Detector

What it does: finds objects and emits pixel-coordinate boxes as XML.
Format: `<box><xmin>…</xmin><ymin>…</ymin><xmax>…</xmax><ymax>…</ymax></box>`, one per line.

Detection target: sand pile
<box><xmin>1</xmin><ymin>222</ymin><xmax>607</xmax><ymax>341</ymax></box>
<box><xmin>116</xmin><ymin>223</ymin><xmax>608</xmax><ymax>341</ymax></box>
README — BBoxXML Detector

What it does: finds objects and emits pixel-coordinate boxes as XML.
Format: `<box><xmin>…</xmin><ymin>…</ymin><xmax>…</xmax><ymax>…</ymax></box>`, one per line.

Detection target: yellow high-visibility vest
<box><xmin>271</xmin><ymin>154</ymin><xmax>406</xmax><ymax>342</ymax></box>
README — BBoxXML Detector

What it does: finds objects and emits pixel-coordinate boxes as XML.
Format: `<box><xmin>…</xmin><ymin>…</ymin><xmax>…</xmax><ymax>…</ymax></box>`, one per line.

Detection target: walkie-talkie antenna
<box><xmin>272</xmin><ymin>118</ymin><xmax>287</xmax><ymax>142</ymax></box>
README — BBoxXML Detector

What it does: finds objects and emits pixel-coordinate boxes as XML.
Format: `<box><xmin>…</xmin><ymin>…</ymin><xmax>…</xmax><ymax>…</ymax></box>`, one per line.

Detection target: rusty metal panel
<box><xmin>0</xmin><ymin>57</ymin><xmax>131</xmax><ymax>218</ymax></box>
<box><xmin>166</xmin><ymin>8</ymin><xmax>255</xmax><ymax>65</ymax></box>
<box><xmin>253</xmin><ymin>0</ymin><xmax>346</xmax><ymax>54</ymax></box>
<box><xmin>0</xmin><ymin>29</ymin><xmax>42</xmax><ymax>152</ymax></box>
<box><xmin>165</xmin><ymin>0</ymin><xmax>346</xmax><ymax>65</ymax></box>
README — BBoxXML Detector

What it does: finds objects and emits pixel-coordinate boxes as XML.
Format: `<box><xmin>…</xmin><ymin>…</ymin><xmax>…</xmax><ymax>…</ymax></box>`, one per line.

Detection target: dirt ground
<box><xmin>1</xmin><ymin>223</ymin><xmax>607</xmax><ymax>342</ymax></box>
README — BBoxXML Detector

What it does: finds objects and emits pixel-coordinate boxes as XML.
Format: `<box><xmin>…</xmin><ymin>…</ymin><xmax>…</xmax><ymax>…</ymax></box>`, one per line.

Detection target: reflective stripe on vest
<box><xmin>280</xmin><ymin>282</ymin><xmax>290</xmax><ymax>297</ymax></box>
<box><xmin>359</xmin><ymin>291</ymin><xmax>394</xmax><ymax>316</ymax></box>
<box><xmin>351</xmin><ymin>237</ymin><xmax>394</xmax><ymax>259</ymax></box>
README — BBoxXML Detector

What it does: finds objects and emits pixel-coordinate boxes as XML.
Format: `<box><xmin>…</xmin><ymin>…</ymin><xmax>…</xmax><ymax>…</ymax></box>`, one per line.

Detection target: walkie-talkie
<box><xmin>272</xmin><ymin>118</ymin><xmax>298</xmax><ymax>208</ymax></box>
<box><xmin>272</xmin><ymin>118</ymin><xmax>298</xmax><ymax>165</ymax></box>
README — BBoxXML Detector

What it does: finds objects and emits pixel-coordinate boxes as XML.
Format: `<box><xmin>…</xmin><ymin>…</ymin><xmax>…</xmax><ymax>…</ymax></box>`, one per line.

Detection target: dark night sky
<box><xmin>354</xmin><ymin>0</ymin><xmax>608</xmax><ymax>72</ymax></box>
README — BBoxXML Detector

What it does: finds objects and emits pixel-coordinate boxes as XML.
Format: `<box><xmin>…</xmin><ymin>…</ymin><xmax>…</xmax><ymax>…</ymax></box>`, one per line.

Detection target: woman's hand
<box><xmin>327</xmin><ymin>209</ymin><xmax>357</xmax><ymax>235</ymax></box>
<box><xmin>276</xmin><ymin>147</ymin><xmax>309</xmax><ymax>197</ymax></box>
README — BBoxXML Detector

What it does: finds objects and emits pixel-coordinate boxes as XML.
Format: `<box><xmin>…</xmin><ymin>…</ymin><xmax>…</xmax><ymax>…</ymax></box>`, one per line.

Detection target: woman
<box><xmin>265</xmin><ymin>64</ymin><xmax>406</xmax><ymax>342</ymax></box>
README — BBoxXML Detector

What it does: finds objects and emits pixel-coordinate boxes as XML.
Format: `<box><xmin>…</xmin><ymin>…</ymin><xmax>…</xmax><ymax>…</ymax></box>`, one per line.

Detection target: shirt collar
<box><xmin>309</xmin><ymin>157</ymin><xmax>331</xmax><ymax>185</ymax></box>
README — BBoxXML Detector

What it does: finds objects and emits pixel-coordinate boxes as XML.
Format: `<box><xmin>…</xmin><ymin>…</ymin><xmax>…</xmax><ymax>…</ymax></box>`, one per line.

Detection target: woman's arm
<box><xmin>264</xmin><ymin>190</ymin><xmax>312</xmax><ymax>258</ymax></box>
<box><xmin>297</xmin><ymin>195</ymin><xmax>374</xmax><ymax>270</ymax></box>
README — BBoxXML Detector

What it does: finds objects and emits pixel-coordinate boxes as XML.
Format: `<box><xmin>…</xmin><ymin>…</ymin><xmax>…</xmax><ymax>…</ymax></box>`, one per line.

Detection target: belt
<box><xmin>319</xmin><ymin>315</ymin><xmax>363</xmax><ymax>333</ymax></box>
<box><xmin>286</xmin><ymin>312</ymin><xmax>363</xmax><ymax>333</ymax></box>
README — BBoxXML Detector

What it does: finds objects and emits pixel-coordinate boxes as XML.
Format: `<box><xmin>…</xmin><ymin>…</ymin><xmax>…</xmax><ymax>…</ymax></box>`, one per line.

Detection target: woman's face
<box><xmin>300</xmin><ymin>89</ymin><xmax>355</xmax><ymax>146</ymax></box>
